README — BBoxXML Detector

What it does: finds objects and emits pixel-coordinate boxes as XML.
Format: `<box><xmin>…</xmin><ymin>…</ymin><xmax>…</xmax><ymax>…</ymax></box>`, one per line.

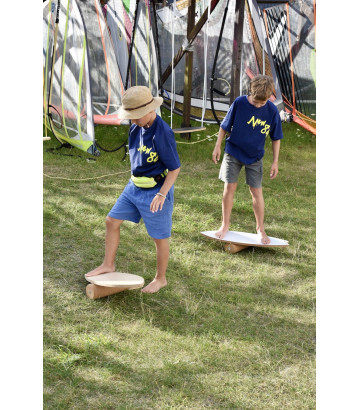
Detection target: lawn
<box><xmin>43</xmin><ymin>110</ymin><xmax>316</xmax><ymax>409</ymax></box>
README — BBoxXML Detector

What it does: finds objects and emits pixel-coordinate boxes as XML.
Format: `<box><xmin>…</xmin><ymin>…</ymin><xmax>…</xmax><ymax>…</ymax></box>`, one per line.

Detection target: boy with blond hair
<box><xmin>212</xmin><ymin>75</ymin><xmax>283</xmax><ymax>244</ymax></box>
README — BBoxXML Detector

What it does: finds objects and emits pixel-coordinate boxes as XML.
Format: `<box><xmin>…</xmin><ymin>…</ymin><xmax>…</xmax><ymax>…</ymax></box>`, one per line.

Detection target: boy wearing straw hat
<box><xmin>86</xmin><ymin>86</ymin><xmax>181</xmax><ymax>294</ymax></box>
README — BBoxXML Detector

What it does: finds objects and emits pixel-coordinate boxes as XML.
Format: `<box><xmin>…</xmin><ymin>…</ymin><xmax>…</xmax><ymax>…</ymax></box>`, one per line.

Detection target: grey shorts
<box><xmin>219</xmin><ymin>153</ymin><xmax>263</xmax><ymax>188</ymax></box>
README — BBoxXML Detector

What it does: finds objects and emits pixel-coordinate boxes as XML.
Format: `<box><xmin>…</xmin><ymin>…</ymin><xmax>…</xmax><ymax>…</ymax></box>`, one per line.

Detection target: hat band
<box><xmin>125</xmin><ymin>98</ymin><xmax>154</xmax><ymax>111</ymax></box>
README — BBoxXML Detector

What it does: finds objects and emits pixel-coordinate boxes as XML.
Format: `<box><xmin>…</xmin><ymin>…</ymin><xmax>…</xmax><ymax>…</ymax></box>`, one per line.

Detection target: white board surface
<box><xmin>201</xmin><ymin>231</ymin><xmax>289</xmax><ymax>247</ymax></box>
<box><xmin>85</xmin><ymin>272</ymin><xmax>145</xmax><ymax>288</ymax></box>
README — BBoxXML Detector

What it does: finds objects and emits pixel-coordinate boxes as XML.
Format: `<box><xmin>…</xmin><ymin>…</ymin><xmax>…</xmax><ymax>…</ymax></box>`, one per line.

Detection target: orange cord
<box><xmin>263</xmin><ymin>9</ymin><xmax>270</xmax><ymax>38</ymax></box>
<box><xmin>282</xmin><ymin>94</ymin><xmax>315</xmax><ymax>124</ymax></box>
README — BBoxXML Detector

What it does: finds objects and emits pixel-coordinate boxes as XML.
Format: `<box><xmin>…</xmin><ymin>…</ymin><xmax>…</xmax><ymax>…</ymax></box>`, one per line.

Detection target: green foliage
<box><xmin>43</xmin><ymin>113</ymin><xmax>315</xmax><ymax>409</ymax></box>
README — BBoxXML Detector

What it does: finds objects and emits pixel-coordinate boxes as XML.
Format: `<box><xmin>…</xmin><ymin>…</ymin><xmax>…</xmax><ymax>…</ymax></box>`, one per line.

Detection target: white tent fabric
<box><xmin>153</xmin><ymin>0</ymin><xmax>283</xmax><ymax>123</ymax></box>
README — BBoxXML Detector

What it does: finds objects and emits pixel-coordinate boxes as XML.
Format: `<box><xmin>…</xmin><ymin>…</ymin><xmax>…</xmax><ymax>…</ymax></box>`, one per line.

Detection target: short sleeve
<box><xmin>154</xmin><ymin>125</ymin><xmax>181</xmax><ymax>171</ymax></box>
<box><xmin>270</xmin><ymin>111</ymin><xmax>283</xmax><ymax>141</ymax></box>
<box><xmin>220</xmin><ymin>100</ymin><xmax>236</xmax><ymax>133</ymax></box>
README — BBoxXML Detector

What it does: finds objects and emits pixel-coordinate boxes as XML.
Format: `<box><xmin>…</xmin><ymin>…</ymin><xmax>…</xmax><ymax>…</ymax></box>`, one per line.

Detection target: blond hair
<box><xmin>249</xmin><ymin>75</ymin><xmax>274</xmax><ymax>101</ymax></box>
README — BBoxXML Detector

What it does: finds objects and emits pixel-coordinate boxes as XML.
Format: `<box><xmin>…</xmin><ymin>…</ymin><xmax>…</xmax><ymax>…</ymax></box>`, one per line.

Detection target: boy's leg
<box><xmin>216</xmin><ymin>153</ymin><xmax>242</xmax><ymax>239</ymax></box>
<box><xmin>249</xmin><ymin>186</ymin><xmax>270</xmax><ymax>244</ymax></box>
<box><xmin>85</xmin><ymin>216</ymin><xmax>123</xmax><ymax>277</ymax></box>
<box><xmin>245</xmin><ymin>160</ymin><xmax>270</xmax><ymax>244</ymax></box>
<box><xmin>138</xmin><ymin>185</ymin><xmax>174</xmax><ymax>293</ymax></box>
<box><xmin>86</xmin><ymin>182</ymin><xmax>141</xmax><ymax>277</ymax></box>
<box><xmin>215</xmin><ymin>182</ymin><xmax>237</xmax><ymax>239</ymax></box>
<box><xmin>141</xmin><ymin>238</ymin><xmax>169</xmax><ymax>293</ymax></box>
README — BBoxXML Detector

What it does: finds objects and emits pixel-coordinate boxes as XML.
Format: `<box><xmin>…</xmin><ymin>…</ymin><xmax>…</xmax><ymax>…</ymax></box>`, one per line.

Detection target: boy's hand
<box><xmin>270</xmin><ymin>162</ymin><xmax>278</xmax><ymax>179</ymax></box>
<box><xmin>212</xmin><ymin>145</ymin><xmax>222</xmax><ymax>164</ymax></box>
<box><xmin>150</xmin><ymin>194</ymin><xmax>166</xmax><ymax>213</ymax></box>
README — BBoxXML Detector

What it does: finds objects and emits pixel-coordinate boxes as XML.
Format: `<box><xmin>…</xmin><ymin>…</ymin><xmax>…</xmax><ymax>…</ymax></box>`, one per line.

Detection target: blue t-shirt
<box><xmin>129</xmin><ymin>115</ymin><xmax>181</xmax><ymax>179</ymax></box>
<box><xmin>220</xmin><ymin>95</ymin><xmax>283</xmax><ymax>164</ymax></box>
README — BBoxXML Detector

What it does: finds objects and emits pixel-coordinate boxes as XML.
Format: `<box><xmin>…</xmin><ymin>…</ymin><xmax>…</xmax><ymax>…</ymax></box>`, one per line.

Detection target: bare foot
<box><xmin>85</xmin><ymin>263</ymin><xmax>115</xmax><ymax>278</ymax></box>
<box><xmin>141</xmin><ymin>278</ymin><xmax>167</xmax><ymax>294</ymax></box>
<box><xmin>257</xmin><ymin>229</ymin><xmax>270</xmax><ymax>245</ymax></box>
<box><xmin>215</xmin><ymin>224</ymin><xmax>229</xmax><ymax>239</ymax></box>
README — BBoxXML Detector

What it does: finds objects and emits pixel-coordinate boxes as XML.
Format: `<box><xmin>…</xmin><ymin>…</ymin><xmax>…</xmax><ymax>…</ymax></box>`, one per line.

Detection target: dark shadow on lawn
<box><xmin>44</xmin><ymin>334</ymin><xmax>255</xmax><ymax>409</ymax></box>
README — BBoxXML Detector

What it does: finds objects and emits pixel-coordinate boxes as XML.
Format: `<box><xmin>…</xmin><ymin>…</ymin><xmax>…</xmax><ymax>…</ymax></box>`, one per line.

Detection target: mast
<box><xmin>181</xmin><ymin>0</ymin><xmax>196</xmax><ymax>140</ymax></box>
<box><xmin>230</xmin><ymin>0</ymin><xmax>245</xmax><ymax>104</ymax></box>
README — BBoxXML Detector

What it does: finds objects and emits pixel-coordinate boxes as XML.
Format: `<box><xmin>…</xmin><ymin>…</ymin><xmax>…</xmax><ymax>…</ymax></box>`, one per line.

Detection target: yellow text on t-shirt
<box><xmin>247</xmin><ymin>116</ymin><xmax>270</xmax><ymax>135</ymax></box>
<box><xmin>138</xmin><ymin>145</ymin><xmax>159</xmax><ymax>162</ymax></box>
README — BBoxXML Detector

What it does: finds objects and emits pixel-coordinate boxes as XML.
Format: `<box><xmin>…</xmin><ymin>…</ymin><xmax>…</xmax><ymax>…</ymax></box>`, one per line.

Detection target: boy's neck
<box><xmin>145</xmin><ymin>112</ymin><xmax>157</xmax><ymax>128</ymax></box>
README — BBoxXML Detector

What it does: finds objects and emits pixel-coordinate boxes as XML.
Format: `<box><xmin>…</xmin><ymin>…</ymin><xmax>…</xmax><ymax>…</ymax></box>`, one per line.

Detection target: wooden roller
<box><xmin>224</xmin><ymin>243</ymin><xmax>249</xmax><ymax>253</ymax></box>
<box><xmin>86</xmin><ymin>284</ymin><xmax>129</xmax><ymax>300</ymax></box>
<box><xmin>84</xmin><ymin>272</ymin><xmax>145</xmax><ymax>300</ymax></box>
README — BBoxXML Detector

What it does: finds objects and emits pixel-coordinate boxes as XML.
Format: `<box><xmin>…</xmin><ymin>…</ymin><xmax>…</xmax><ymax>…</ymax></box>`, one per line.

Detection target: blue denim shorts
<box><xmin>108</xmin><ymin>180</ymin><xmax>174</xmax><ymax>239</ymax></box>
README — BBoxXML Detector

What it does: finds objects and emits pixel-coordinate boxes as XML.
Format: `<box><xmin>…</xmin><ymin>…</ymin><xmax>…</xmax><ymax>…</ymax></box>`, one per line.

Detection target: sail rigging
<box><xmin>261</xmin><ymin>0</ymin><xmax>316</xmax><ymax>134</ymax></box>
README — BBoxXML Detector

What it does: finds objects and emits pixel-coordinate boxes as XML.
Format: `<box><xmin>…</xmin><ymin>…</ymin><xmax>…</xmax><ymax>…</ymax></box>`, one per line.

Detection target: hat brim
<box><xmin>117</xmin><ymin>96</ymin><xmax>163</xmax><ymax>120</ymax></box>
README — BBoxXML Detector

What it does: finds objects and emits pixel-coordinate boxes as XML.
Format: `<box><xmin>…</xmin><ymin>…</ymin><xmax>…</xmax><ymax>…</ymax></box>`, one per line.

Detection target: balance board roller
<box><xmin>84</xmin><ymin>272</ymin><xmax>144</xmax><ymax>299</ymax></box>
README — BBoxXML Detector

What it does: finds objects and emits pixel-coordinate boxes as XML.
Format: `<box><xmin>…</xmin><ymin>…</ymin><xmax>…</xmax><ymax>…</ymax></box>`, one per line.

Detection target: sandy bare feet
<box><xmin>257</xmin><ymin>229</ymin><xmax>270</xmax><ymax>245</ymax></box>
<box><xmin>141</xmin><ymin>278</ymin><xmax>167</xmax><ymax>294</ymax></box>
<box><xmin>85</xmin><ymin>264</ymin><xmax>115</xmax><ymax>278</ymax></box>
<box><xmin>215</xmin><ymin>225</ymin><xmax>229</xmax><ymax>239</ymax></box>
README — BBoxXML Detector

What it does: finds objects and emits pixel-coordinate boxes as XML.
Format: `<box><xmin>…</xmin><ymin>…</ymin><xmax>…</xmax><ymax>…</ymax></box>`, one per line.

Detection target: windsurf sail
<box><xmin>79</xmin><ymin>0</ymin><xmax>124</xmax><ymax>121</ymax></box>
<box><xmin>43</xmin><ymin>0</ymin><xmax>126</xmax><ymax>154</ymax></box>
<box><xmin>261</xmin><ymin>0</ymin><xmax>316</xmax><ymax>134</ymax></box>
<box><xmin>106</xmin><ymin>0</ymin><xmax>161</xmax><ymax>109</ymax></box>
<box><xmin>43</xmin><ymin>0</ymin><xmax>97</xmax><ymax>154</ymax></box>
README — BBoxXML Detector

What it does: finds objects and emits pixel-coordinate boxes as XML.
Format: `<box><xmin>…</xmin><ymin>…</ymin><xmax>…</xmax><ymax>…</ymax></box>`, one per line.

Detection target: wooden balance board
<box><xmin>201</xmin><ymin>231</ymin><xmax>289</xmax><ymax>253</ymax></box>
<box><xmin>85</xmin><ymin>272</ymin><xmax>144</xmax><ymax>299</ymax></box>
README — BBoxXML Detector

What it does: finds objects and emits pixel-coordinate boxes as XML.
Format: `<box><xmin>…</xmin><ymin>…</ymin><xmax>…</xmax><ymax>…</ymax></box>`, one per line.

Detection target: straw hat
<box><xmin>117</xmin><ymin>86</ymin><xmax>163</xmax><ymax>120</ymax></box>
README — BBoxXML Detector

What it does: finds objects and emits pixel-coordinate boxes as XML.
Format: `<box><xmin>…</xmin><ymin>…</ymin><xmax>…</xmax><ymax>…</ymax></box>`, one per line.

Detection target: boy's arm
<box><xmin>212</xmin><ymin>127</ymin><xmax>227</xmax><ymax>164</ymax></box>
<box><xmin>270</xmin><ymin>139</ymin><xmax>281</xmax><ymax>179</ymax></box>
<box><xmin>150</xmin><ymin>167</ymin><xmax>181</xmax><ymax>213</ymax></box>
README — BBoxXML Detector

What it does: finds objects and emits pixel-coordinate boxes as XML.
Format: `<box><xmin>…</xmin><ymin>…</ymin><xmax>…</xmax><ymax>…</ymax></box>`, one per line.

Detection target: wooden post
<box><xmin>229</xmin><ymin>0</ymin><xmax>245</xmax><ymax>104</ymax></box>
<box><xmin>181</xmin><ymin>0</ymin><xmax>196</xmax><ymax>140</ymax></box>
<box><xmin>159</xmin><ymin>0</ymin><xmax>221</xmax><ymax>88</ymax></box>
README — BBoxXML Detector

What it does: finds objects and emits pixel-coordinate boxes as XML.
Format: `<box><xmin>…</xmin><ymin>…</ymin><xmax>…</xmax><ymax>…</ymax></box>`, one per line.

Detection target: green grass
<box><xmin>43</xmin><ymin>110</ymin><xmax>316</xmax><ymax>409</ymax></box>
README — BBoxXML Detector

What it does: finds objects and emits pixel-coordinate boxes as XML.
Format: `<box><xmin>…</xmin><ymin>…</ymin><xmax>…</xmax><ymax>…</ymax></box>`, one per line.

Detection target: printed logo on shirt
<box><xmin>138</xmin><ymin>144</ymin><xmax>159</xmax><ymax>163</ymax></box>
<box><xmin>247</xmin><ymin>116</ymin><xmax>270</xmax><ymax>136</ymax></box>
